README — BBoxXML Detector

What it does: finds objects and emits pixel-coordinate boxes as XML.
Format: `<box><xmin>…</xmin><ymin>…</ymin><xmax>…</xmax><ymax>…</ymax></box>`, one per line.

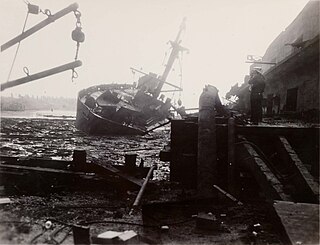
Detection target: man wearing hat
<box><xmin>248</xmin><ymin>69</ymin><xmax>266</xmax><ymax>124</ymax></box>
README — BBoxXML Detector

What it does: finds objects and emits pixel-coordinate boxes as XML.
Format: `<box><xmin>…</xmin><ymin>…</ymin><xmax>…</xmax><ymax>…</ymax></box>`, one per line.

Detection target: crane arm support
<box><xmin>0</xmin><ymin>60</ymin><xmax>82</xmax><ymax>91</ymax></box>
<box><xmin>1</xmin><ymin>3</ymin><xmax>79</xmax><ymax>52</ymax></box>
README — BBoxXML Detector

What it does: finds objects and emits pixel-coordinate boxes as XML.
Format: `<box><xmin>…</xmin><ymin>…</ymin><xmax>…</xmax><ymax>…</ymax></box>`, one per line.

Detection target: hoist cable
<box><xmin>6</xmin><ymin>11</ymin><xmax>29</xmax><ymax>82</ymax></box>
<box><xmin>178</xmin><ymin>52</ymin><xmax>183</xmax><ymax>98</ymax></box>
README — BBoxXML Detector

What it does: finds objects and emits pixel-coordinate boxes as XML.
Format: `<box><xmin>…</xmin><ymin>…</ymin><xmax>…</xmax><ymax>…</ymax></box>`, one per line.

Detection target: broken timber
<box><xmin>0</xmin><ymin>60</ymin><xmax>82</xmax><ymax>91</ymax></box>
<box><xmin>0</xmin><ymin>163</ymin><xmax>92</xmax><ymax>176</ymax></box>
<box><xmin>278</xmin><ymin>137</ymin><xmax>320</xmax><ymax>203</ymax></box>
<box><xmin>1</xmin><ymin>3</ymin><xmax>79</xmax><ymax>52</ymax></box>
<box><xmin>0</xmin><ymin>154</ymin><xmax>145</xmax><ymax>193</ymax></box>
<box><xmin>98</xmin><ymin>164</ymin><xmax>143</xmax><ymax>187</ymax></box>
<box><xmin>238</xmin><ymin>136</ymin><xmax>292</xmax><ymax>201</ymax></box>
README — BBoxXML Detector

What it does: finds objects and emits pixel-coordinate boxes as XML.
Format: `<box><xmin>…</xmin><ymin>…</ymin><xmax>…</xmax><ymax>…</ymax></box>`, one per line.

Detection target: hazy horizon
<box><xmin>0</xmin><ymin>0</ymin><xmax>310</xmax><ymax>108</ymax></box>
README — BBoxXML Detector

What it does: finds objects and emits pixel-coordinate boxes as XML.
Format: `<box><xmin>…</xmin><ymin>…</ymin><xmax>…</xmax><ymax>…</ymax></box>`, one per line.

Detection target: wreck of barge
<box><xmin>75</xmin><ymin>20</ymin><xmax>188</xmax><ymax>135</ymax></box>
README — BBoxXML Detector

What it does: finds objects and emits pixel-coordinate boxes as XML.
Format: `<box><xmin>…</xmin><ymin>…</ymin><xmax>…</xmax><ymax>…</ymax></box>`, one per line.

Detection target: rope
<box><xmin>6</xmin><ymin>11</ymin><xmax>29</xmax><ymax>82</ymax></box>
<box><xmin>178</xmin><ymin>52</ymin><xmax>183</xmax><ymax>98</ymax></box>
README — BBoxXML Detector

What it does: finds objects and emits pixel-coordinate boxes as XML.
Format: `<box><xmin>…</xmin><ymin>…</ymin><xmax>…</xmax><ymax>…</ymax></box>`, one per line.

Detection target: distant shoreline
<box><xmin>0</xmin><ymin>110</ymin><xmax>76</xmax><ymax>120</ymax></box>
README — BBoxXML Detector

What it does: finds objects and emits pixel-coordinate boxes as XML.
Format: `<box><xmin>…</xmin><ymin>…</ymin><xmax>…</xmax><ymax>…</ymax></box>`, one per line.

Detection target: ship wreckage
<box><xmin>75</xmin><ymin>19</ymin><xmax>188</xmax><ymax>135</ymax></box>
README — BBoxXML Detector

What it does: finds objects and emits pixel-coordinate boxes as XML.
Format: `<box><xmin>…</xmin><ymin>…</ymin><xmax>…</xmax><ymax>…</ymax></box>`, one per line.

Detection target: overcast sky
<box><xmin>0</xmin><ymin>0</ymin><xmax>309</xmax><ymax>108</ymax></box>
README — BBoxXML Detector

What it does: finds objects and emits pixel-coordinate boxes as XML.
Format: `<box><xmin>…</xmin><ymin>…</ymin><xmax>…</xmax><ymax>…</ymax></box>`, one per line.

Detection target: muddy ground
<box><xmin>0</xmin><ymin>117</ymin><xmax>284</xmax><ymax>244</ymax></box>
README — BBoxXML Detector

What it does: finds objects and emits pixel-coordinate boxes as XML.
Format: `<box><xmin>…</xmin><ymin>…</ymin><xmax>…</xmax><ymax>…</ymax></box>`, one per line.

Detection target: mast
<box><xmin>153</xmin><ymin>18</ymin><xmax>188</xmax><ymax>98</ymax></box>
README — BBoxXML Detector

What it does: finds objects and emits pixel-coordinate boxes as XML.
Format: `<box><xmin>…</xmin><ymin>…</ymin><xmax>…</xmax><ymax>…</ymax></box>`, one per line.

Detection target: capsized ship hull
<box><xmin>75</xmin><ymin>84</ymin><xmax>172</xmax><ymax>135</ymax></box>
<box><xmin>76</xmin><ymin>19</ymin><xmax>188</xmax><ymax>135</ymax></box>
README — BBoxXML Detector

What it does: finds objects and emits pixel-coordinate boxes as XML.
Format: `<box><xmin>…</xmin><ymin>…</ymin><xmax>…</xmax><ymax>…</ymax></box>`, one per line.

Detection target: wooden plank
<box><xmin>273</xmin><ymin>201</ymin><xmax>319</xmax><ymax>245</ymax></box>
<box><xmin>279</xmin><ymin>137</ymin><xmax>319</xmax><ymax>203</ymax></box>
<box><xmin>96</xmin><ymin>164</ymin><xmax>143</xmax><ymax>187</ymax></box>
<box><xmin>0</xmin><ymin>156</ymin><xmax>143</xmax><ymax>187</ymax></box>
<box><xmin>0</xmin><ymin>170</ymin><xmax>26</xmax><ymax>176</ymax></box>
<box><xmin>0</xmin><ymin>163</ymin><xmax>88</xmax><ymax>176</ymax></box>
<box><xmin>239</xmin><ymin>137</ymin><xmax>292</xmax><ymax>201</ymax></box>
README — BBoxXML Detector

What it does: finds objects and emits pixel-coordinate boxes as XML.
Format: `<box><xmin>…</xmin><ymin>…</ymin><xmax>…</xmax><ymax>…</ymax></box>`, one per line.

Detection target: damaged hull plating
<box><xmin>75</xmin><ymin>84</ymin><xmax>171</xmax><ymax>135</ymax></box>
<box><xmin>76</xmin><ymin>19</ymin><xmax>188</xmax><ymax>136</ymax></box>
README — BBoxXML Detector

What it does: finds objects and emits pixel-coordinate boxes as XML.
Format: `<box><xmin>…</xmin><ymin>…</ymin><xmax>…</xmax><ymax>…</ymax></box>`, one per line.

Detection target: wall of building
<box><xmin>261</xmin><ymin>0</ymin><xmax>319</xmax><ymax>114</ymax></box>
<box><xmin>264</xmin><ymin>60</ymin><xmax>319</xmax><ymax>113</ymax></box>
<box><xmin>261</xmin><ymin>0</ymin><xmax>319</xmax><ymax>73</ymax></box>
<box><xmin>227</xmin><ymin>1</ymin><xmax>319</xmax><ymax>117</ymax></box>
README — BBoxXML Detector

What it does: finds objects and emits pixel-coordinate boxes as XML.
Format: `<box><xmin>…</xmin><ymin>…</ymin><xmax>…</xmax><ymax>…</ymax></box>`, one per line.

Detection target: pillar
<box><xmin>197</xmin><ymin>85</ymin><xmax>218</xmax><ymax>198</ymax></box>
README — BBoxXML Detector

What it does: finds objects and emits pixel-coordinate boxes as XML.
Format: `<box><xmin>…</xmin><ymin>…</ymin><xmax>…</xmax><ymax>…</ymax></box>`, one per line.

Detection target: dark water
<box><xmin>0</xmin><ymin>117</ymin><xmax>170</xmax><ymax>179</ymax></box>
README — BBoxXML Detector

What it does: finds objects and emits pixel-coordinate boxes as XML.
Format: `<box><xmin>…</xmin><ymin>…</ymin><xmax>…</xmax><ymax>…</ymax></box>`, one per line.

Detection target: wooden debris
<box><xmin>239</xmin><ymin>136</ymin><xmax>292</xmax><ymax>201</ymax></box>
<box><xmin>213</xmin><ymin>185</ymin><xmax>243</xmax><ymax>205</ymax></box>
<box><xmin>92</xmin><ymin>230</ymin><xmax>138</xmax><ymax>244</ymax></box>
<box><xmin>279</xmin><ymin>137</ymin><xmax>319</xmax><ymax>203</ymax></box>
<box><xmin>98</xmin><ymin>164</ymin><xmax>143</xmax><ymax>187</ymax></box>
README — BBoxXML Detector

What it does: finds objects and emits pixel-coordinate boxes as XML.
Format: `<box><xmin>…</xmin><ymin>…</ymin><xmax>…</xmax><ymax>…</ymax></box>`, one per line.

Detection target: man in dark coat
<box><xmin>248</xmin><ymin>69</ymin><xmax>266</xmax><ymax>124</ymax></box>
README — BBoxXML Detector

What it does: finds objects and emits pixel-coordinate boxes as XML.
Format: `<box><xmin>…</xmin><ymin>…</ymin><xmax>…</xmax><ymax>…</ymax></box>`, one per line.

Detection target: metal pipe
<box><xmin>213</xmin><ymin>185</ymin><xmax>243</xmax><ymax>205</ymax></box>
<box><xmin>0</xmin><ymin>60</ymin><xmax>82</xmax><ymax>91</ymax></box>
<box><xmin>129</xmin><ymin>165</ymin><xmax>156</xmax><ymax>214</ymax></box>
<box><xmin>1</xmin><ymin>3</ymin><xmax>79</xmax><ymax>52</ymax></box>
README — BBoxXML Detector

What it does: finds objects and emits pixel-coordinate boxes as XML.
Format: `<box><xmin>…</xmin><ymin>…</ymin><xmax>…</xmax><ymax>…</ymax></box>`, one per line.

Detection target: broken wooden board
<box><xmin>239</xmin><ymin>136</ymin><xmax>292</xmax><ymax>201</ymax></box>
<box><xmin>279</xmin><ymin>137</ymin><xmax>319</xmax><ymax>203</ymax></box>
<box><xmin>0</xmin><ymin>155</ymin><xmax>144</xmax><ymax>188</ymax></box>
<box><xmin>97</xmin><ymin>164</ymin><xmax>143</xmax><ymax>187</ymax></box>
<box><xmin>0</xmin><ymin>163</ymin><xmax>89</xmax><ymax>176</ymax></box>
<box><xmin>273</xmin><ymin>201</ymin><xmax>319</xmax><ymax>245</ymax></box>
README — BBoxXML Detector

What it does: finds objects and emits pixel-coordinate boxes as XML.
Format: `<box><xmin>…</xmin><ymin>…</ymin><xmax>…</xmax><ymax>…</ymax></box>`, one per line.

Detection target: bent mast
<box><xmin>153</xmin><ymin>18</ymin><xmax>189</xmax><ymax>98</ymax></box>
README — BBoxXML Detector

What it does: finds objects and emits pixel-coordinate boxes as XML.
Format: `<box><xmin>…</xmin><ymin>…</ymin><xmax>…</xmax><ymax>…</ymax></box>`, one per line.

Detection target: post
<box><xmin>124</xmin><ymin>154</ymin><xmax>137</xmax><ymax>171</ymax></box>
<box><xmin>227</xmin><ymin>116</ymin><xmax>237</xmax><ymax>194</ymax></box>
<box><xmin>1</xmin><ymin>3</ymin><xmax>79</xmax><ymax>52</ymax></box>
<box><xmin>72</xmin><ymin>225</ymin><xmax>90</xmax><ymax>245</ymax></box>
<box><xmin>73</xmin><ymin>149</ymin><xmax>87</xmax><ymax>165</ymax></box>
<box><xmin>197</xmin><ymin>85</ymin><xmax>218</xmax><ymax>198</ymax></box>
<box><xmin>0</xmin><ymin>60</ymin><xmax>82</xmax><ymax>91</ymax></box>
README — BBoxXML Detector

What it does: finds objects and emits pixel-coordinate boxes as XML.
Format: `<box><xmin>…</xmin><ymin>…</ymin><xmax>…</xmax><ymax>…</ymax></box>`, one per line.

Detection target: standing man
<box><xmin>248</xmin><ymin>69</ymin><xmax>266</xmax><ymax>124</ymax></box>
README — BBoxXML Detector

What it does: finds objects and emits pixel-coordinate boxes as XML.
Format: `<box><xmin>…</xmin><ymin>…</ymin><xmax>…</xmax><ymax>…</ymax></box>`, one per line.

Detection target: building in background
<box><xmin>227</xmin><ymin>0</ymin><xmax>319</xmax><ymax>119</ymax></box>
